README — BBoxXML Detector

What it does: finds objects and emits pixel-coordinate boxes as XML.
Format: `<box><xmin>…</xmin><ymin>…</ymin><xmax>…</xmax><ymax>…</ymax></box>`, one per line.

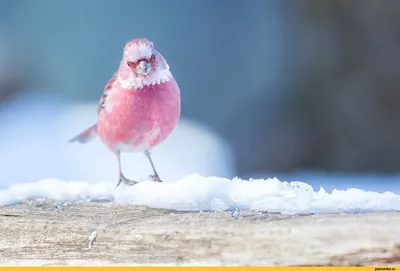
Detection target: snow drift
<box><xmin>1</xmin><ymin>174</ymin><xmax>399</xmax><ymax>215</ymax></box>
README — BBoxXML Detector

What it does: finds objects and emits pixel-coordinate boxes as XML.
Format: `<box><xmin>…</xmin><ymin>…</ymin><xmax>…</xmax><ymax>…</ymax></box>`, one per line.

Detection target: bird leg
<box><xmin>144</xmin><ymin>150</ymin><xmax>163</xmax><ymax>182</ymax></box>
<box><xmin>115</xmin><ymin>152</ymin><xmax>138</xmax><ymax>188</ymax></box>
<box><xmin>116</xmin><ymin>174</ymin><xmax>138</xmax><ymax>187</ymax></box>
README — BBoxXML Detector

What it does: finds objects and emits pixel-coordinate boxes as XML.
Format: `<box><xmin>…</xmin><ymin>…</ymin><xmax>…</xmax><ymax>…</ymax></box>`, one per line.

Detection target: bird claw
<box><xmin>150</xmin><ymin>174</ymin><xmax>163</xmax><ymax>183</ymax></box>
<box><xmin>116</xmin><ymin>175</ymin><xmax>138</xmax><ymax>188</ymax></box>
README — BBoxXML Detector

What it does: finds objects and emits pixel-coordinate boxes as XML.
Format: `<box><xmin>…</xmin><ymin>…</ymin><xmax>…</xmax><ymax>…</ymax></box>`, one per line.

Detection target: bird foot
<box><xmin>150</xmin><ymin>174</ymin><xmax>163</xmax><ymax>183</ymax></box>
<box><xmin>116</xmin><ymin>175</ymin><xmax>138</xmax><ymax>188</ymax></box>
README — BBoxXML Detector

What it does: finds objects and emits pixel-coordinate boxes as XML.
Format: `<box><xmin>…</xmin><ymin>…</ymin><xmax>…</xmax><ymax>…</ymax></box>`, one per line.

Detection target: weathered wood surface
<box><xmin>0</xmin><ymin>202</ymin><xmax>399</xmax><ymax>266</ymax></box>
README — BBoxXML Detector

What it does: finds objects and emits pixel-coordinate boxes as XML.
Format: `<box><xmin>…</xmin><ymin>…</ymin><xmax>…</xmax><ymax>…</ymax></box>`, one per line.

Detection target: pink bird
<box><xmin>69</xmin><ymin>38</ymin><xmax>181</xmax><ymax>187</ymax></box>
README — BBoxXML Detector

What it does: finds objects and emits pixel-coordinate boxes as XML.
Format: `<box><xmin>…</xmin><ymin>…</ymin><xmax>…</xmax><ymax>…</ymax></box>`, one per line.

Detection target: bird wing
<box><xmin>97</xmin><ymin>73</ymin><xmax>117</xmax><ymax>115</ymax></box>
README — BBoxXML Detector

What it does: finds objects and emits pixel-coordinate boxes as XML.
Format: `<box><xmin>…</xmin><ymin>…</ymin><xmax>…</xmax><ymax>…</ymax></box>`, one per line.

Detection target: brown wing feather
<box><xmin>97</xmin><ymin>73</ymin><xmax>117</xmax><ymax>115</ymax></box>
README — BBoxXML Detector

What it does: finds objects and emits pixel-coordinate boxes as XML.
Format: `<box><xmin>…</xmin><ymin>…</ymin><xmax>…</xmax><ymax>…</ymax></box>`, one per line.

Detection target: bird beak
<box><xmin>136</xmin><ymin>60</ymin><xmax>152</xmax><ymax>75</ymax></box>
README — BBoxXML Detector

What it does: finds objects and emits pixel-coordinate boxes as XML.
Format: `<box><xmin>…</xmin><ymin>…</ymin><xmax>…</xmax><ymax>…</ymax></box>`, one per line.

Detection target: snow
<box><xmin>88</xmin><ymin>231</ymin><xmax>97</xmax><ymax>250</ymax></box>
<box><xmin>1</xmin><ymin>174</ymin><xmax>399</xmax><ymax>214</ymax></box>
<box><xmin>252</xmin><ymin>171</ymin><xmax>400</xmax><ymax>194</ymax></box>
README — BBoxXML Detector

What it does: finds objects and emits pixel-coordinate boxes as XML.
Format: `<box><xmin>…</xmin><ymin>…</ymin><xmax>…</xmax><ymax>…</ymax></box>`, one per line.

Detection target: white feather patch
<box><xmin>118</xmin><ymin>69</ymin><xmax>172</xmax><ymax>90</ymax></box>
<box><xmin>124</xmin><ymin>42</ymin><xmax>153</xmax><ymax>63</ymax></box>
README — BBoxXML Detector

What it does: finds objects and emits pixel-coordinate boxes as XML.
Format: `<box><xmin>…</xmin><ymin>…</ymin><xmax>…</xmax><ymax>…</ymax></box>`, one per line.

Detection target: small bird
<box><xmin>69</xmin><ymin>38</ymin><xmax>181</xmax><ymax>187</ymax></box>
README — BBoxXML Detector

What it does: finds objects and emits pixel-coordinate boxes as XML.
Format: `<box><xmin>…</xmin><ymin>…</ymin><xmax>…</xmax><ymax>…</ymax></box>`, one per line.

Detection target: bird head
<box><xmin>118</xmin><ymin>38</ymin><xmax>172</xmax><ymax>90</ymax></box>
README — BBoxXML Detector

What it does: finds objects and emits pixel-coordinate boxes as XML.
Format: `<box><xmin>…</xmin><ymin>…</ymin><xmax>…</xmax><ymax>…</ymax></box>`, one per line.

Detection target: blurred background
<box><xmin>1</xmin><ymin>0</ymin><xmax>400</xmax><ymax>192</ymax></box>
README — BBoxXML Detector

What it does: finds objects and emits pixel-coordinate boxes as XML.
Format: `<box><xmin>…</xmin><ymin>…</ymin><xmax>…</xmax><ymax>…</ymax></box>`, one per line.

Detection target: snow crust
<box><xmin>1</xmin><ymin>174</ymin><xmax>399</xmax><ymax>214</ymax></box>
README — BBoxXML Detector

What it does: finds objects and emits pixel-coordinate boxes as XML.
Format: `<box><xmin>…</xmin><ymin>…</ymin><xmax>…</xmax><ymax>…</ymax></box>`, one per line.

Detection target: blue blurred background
<box><xmin>1</xmin><ymin>0</ymin><xmax>400</xmax><ymax>193</ymax></box>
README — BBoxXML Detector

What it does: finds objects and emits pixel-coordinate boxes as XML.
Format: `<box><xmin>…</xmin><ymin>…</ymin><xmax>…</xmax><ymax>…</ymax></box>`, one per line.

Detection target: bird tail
<box><xmin>68</xmin><ymin>124</ymin><xmax>98</xmax><ymax>144</ymax></box>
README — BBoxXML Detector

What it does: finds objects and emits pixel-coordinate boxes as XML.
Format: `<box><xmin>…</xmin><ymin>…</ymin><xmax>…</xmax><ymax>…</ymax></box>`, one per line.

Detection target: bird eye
<box><xmin>127</xmin><ymin>62</ymin><xmax>132</xmax><ymax>67</ymax></box>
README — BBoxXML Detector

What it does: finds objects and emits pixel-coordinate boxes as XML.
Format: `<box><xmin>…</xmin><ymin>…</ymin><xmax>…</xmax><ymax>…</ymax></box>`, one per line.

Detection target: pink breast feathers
<box><xmin>96</xmin><ymin>77</ymin><xmax>181</xmax><ymax>153</ymax></box>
